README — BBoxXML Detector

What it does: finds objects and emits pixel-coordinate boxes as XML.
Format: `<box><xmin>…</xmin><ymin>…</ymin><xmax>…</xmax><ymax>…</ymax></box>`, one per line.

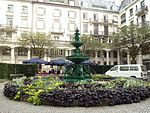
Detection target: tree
<box><xmin>80</xmin><ymin>35</ymin><xmax>103</xmax><ymax>57</ymax></box>
<box><xmin>19</xmin><ymin>32</ymin><xmax>53</xmax><ymax>58</ymax></box>
<box><xmin>0</xmin><ymin>26</ymin><xmax>17</xmax><ymax>43</ymax></box>
<box><xmin>112</xmin><ymin>24</ymin><xmax>150</xmax><ymax>64</ymax></box>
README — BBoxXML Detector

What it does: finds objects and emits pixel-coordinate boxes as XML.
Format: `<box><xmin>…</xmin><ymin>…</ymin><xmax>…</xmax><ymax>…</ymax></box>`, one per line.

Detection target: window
<box><xmin>21</xmin><ymin>18</ymin><xmax>28</xmax><ymax>27</ymax></box>
<box><xmin>104</xmin><ymin>26</ymin><xmax>108</xmax><ymax>35</ymax></box>
<box><xmin>22</xmin><ymin>6</ymin><xmax>28</xmax><ymax>14</ymax></box>
<box><xmin>94</xmin><ymin>14</ymin><xmax>98</xmax><ymax>21</ymax></box>
<box><xmin>94</xmin><ymin>24</ymin><xmax>98</xmax><ymax>34</ymax></box>
<box><xmin>141</xmin><ymin>14</ymin><xmax>146</xmax><ymax>25</ymax></box>
<box><xmin>2</xmin><ymin>48</ymin><xmax>11</xmax><ymax>55</ymax></box>
<box><xmin>83</xmin><ymin>23</ymin><xmax>88</xmax><ymax>33</ymax></box>
<box><xmin>113</xmin><ymin>51</ymin><xmax>117</xmax><ymax>58</ymax></box>
<box><xmin>114</xmin><ymin>62</ymin><xmax>118</xmax><ymax>65</ymax></box>
<box><xmin>121</xmin><ymin>13</ymin><xmax>126</xmax><ymax>24</ymax></box>
<box><xmin>83</xmin><ymin>12</ymin><xmax>88</xmax><ymax>19</ymax></box>
<box><xmin>137</xmin><ymin>18</ymin><xmax>138</xmax><ymax>24</ymax></box>
<box><xmin>53</xmin><ymin>9</ymin><xmax>61</xmax><ymax>17</ymax></box>
<box><xmin>129</xmin><ymin>8</ymin><xmax>133</xmax><ymax>17</ymax></box>
<box><xmin>104</xmin><ymin>15</ymin><xmax>108</xmax><ymax>22</ymax></box>
<box><xmin>37</xmin><ymin>7</ymin><xmax>45</xmax><ymax>15</ymax></box>
<box><xmin>130</xmin><ymin>66</ymin><xmax>139</xmax><ymax>71</ymax></box>
<box><xmin>136</xmin><ymin>5</ymin><xmax>138</xmax><ymax>11</ymax></box>
<box><xmin>52</xmin><ymin>21</ymin><xmax>61</xmax><ymax>32</ymax></box>
<box><xmin>113</xmin><ymin>15</ymin><xmax>118</xmax><ymax>23</ymax></box>
<box><xmin>48</xmin><ymin>49</ymin><xmax>65</xmax><ymax>57</ymax></box>
<box><xmin>17</xmin><ymin>48</ymin><xmax>27</xmax><ymax>56</ymax></box>
<box><xmin>68</xmin><ymin>23</ymin><xmax>76</xmax><ymax>31</ymax></box>
<box><xmin>130</xmin><ymin>21</ymin><xmax>134</xmax><ymax>24</ymax></box>
<box><xmin>7</xmin><ymin>17</ymin><xmax>13</xmax><ymax>26</ymax></box>
<box><xmin>53</xmin><ymin>35</ymin><xmax>59</xmax><ymax>40</ymax></box>
<box><xmin>36</xmin><ymin>19</ymin><xmax>45</xmax><ymax>29</ymax></box>
<box><xmin>7</xmin><ymin>4</ymin><xmax>13</xmax><ymax>13</ymax></box>
<box><xmin>141</xmin><ymin>65</ymin><xmax>146</xmax><ymax>71</ymax></box>
<box><xmin>120</xmin><ymin>66</ymin><xmax>129</xmax><ymax>71</ymax></box>
<box><xmin>110</xmin><ymin>66</ymin><xmax>118</xmax><ymax>71</ymax></box>
<box><xmin>68</xmin><ymin>11</ymin><xmax>76</xmax><ymax>18</ymax></box>
<box><xmin>31</xmin><ymin>48</ymin><xmax>38</xmax><ymax>56</ymax></box>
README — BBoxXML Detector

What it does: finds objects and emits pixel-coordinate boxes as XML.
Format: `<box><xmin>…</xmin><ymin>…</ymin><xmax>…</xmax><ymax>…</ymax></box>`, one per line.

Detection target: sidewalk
<box><xmin>0</xmin><ymin>82</ymin><xmax>150</xmax><ymax>113</ymax></box>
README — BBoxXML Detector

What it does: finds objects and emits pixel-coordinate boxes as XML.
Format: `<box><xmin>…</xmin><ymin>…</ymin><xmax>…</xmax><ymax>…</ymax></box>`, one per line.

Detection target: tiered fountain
<box><xmin>64</xmin><ymin>29</ymin><xmax>92</xmax><ymax>82</ymax></box>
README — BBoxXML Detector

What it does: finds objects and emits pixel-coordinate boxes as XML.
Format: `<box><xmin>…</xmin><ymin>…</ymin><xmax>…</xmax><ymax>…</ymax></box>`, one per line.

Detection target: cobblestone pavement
<box><xmin>0</xmin><ymin>83</ymin><xmax>150</xmax><ymax>113</ymax></box>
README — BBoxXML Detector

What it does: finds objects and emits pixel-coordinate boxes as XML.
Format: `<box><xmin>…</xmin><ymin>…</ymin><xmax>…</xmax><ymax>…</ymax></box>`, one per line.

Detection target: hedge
<box><xmin>89</xmin><ymin>65</ymin><xmax>114</xmax><ymax>74</ymax></box>
<box><xmin>0</xmin><ymin>63</ymin><xmax>38</xmax><ymax>79</ymax></box>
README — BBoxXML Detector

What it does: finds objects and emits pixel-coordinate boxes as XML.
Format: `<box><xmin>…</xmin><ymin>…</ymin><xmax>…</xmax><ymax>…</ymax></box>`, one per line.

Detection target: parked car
<box><xmin>105</xmin><ymin>64</ymin><xmax>148</xmax><ymax>79</ymax></box>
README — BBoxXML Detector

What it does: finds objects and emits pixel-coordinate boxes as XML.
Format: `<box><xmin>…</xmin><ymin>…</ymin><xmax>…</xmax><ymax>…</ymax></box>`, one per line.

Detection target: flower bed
<box><xmin>3</xmin><ymin>76</ymin><xmax>150</xmax><ymax>107</ymax></box>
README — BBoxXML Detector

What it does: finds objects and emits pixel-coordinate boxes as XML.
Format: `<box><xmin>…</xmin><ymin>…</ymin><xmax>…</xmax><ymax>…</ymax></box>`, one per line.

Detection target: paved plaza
<box><xmin>0</xmin><ymin>82</ymin><xmax>150</xmax><ymax>113</ymax></box>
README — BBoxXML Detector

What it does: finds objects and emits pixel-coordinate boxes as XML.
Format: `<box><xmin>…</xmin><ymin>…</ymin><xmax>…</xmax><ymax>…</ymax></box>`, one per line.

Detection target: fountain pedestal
<box><xmin>64</xmin><ymin>29</ymin><xmax>92</xmax><ymax>82</ymax></box>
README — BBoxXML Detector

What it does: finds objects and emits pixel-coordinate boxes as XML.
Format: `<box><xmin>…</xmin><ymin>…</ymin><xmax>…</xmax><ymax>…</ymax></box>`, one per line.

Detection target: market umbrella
<box><xmin>23</xmin><ymin>58</ymin><xmax>48</xmax><ymax>64</ymax></box>
<box><xmin>81</xmin><ymin>60</ymin><xmax>96</xmax><ymax>65</ymax></box>
<box><xmin>47</xmin><ymin>59</ymin><xmax>73</xmax><ymax>66</ymax></box>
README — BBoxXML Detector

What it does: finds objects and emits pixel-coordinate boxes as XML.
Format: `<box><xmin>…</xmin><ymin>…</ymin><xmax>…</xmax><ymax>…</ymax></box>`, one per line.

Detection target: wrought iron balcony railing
<box><xmin>50</xmin><ymin>28</ymin><xmax>64</xmax><ymax>34</ymax></box>
<box><xmin>135</xmin><ymin>5</ymin><xmax>148</xmax><ymax>16</ymax></box>
<box><xmin>92</xmin><ymin>31</ymin><xmax>114</xmax><ymax>36</ymax></box>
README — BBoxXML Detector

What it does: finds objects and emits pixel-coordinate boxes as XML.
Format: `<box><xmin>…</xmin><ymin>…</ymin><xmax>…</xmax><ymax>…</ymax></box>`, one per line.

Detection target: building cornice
<box><xmin>120</xmin><ymin>0</ymin><xmax>140</xmax><ymax>13</ymax></box>
<box><xmin>2</xmin><ymin>0</ymin><xmax>33</xmax><ymax>3</ymax></box>
<box><xmin>81</xmin><ymin>7</ymin><xmax>119</xmax><ymax>14</ymax></box>
<box><xmin>32</xmin><ymin>1</ymin><xmax>81</xmax><ymax>9</ymax></box>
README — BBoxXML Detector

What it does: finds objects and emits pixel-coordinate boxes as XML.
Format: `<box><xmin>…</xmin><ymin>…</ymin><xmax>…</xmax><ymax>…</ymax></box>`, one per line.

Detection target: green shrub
<box><xmin>92</xmin><ymin>74</ymin><xmax>112</xmax><ymax>81</ymax></box>
<box><xmin>0</xmin><ymin>63</ymin><xmax>38</xmax><ymax>79</ymax></box>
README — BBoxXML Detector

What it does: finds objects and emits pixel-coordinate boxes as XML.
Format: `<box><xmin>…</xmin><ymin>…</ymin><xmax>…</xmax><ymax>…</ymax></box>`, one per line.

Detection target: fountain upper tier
<box><xmin>66</xmin><ymin>29</ymin><xmax>89</xmax><ymax>63</ymax></box>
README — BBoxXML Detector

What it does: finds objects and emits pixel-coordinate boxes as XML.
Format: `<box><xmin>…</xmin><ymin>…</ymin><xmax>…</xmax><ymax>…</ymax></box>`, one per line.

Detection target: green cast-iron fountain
<box><xmin>64</xmin><ymin>29</ymin><xmax>92</xmax><ymax>82</ymax></box>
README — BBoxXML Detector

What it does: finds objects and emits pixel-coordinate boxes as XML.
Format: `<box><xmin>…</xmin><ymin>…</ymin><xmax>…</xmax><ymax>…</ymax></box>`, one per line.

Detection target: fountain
<box><xmin>64</xmin><ymin>29</ymin><xmax>92</xmax><ymax>82</ymax></box>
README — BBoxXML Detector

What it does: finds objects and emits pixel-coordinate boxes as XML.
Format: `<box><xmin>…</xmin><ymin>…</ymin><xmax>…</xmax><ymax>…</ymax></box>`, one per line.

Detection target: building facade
<box><xmin>119</xmin><ymin>0</ymin><xmax>150</xmax><ymax>68</ymax></box>
<box><xmin>0</xmin><ymin>0</ymin><xmax>121</xmax><ymax>65</ymax></box>
<box><xmin>1</xmin><ymin>0</ymin><xmax>150</xmax><ymax>67</ymax></box>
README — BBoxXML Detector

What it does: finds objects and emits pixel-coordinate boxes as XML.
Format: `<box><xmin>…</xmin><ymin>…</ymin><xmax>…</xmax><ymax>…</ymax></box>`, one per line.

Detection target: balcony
<box><xmin>0</xmin><ymin>24</ymin><xmax>18</xmax><ymax>29</ymax></box>
<box><xmin>92</xmin><ymin>31</ymin><xmax>113</xmax><ymax>36</ymax></box>
<box><xmin>50</xmin><ymin>27</ymin><xmax>64</xmax><ymax>34</ymax></box>
<box><xmin>90</xmin><ymin>18</ymin><xmax>100</xmax><ymax>24</ymax></box>
<box><xmin>135</xmin><ymin>5</ymin><xmax>148</xmax><ymax>16</ymax></box>
<box><xmin>100</xmin><ymin>19</ymin><xmax>113</xmax><ymax>25</ymax></box>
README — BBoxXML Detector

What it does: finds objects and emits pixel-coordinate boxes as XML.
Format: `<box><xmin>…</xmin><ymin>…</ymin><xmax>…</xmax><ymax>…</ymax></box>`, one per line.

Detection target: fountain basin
<box><xmin>71</xmin><ymin>41</ymin><xmax>83</xmax><ymax>48</ymax></box>
<box><xmin>66</xmin><ymin>55</ymin><xmax>89</xmax><ymax>63</ymax></box>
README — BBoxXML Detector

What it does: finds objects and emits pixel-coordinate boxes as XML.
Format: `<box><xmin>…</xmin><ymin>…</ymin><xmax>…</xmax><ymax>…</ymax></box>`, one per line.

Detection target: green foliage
<box><xmin>12</xmin><ymin>76</ymin><xmax>64</xmax><ymax>105</ymax></box>
<box><xmin>0</xmin><ymin>63</ymin><xmax>37</xmax><ymax>79</ymax></box>
<box><xmin>19</xmin><ymin>32</ymin><xmax>53</xmax><ymax>58</ymax></box>
<box><xmin>0</xmin><ymin>63</ymin><xmax>8</xmax><ymax>79</ymax></box>
<box><xmin>123</xmin><ymin>78</ymin><xmax>148</xmax><ymax>88</ymax></box>
<box><xmin>26</xmin><ymin>88</ymin><xmax>44</xmax><ymax>105</ymax></box>
<box><xmin>4</xmin><ymin>76</ymin><xmax>150</xmax><ymax>107</ymax></box>
<box><xmin>81</xmin><ymin>35</ymin><xmax>103</xmax><ymax>57</ymax></box>
<box><xmin>102</xmin><ymin>77</ymin><xmax>128</xmax><ymax>89</ymax></box>
<box><xmin>92</xmin><ymin>74</ymin><xmax>112</xmax><ymax>81</ymax></box>
<box><xmin>112</xmin><ymin>24</ymin><xmax>150</xmax><ymax>63</ymax></box>
<box><xmin>89</xmin><ymin>65</ymin><xmax>114</xmax><ymax>74</ymax></box>
<box><xmin>14</xmin><ymin>91</ymin><xmax>21</xmax><ymax>100</ymax></box>
<box><xmin>102</xmin><ymin>77</ymin><xmax>149</xmax><ymax>89</ymax></box>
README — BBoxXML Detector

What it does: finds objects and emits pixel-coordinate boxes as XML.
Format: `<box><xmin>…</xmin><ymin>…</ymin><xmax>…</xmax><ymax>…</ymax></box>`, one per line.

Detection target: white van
<box><xmin>105</xmin><ymin>64</ymin><xmax>148</xmax><ymax>79</ymax></box>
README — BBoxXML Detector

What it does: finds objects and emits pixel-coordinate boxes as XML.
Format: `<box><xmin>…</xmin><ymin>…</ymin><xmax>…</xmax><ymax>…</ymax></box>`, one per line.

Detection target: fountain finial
<box><xmin>74</xmin><ymin>29</ymin><xmax>80</xmax><ymax>42</ymax></box>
